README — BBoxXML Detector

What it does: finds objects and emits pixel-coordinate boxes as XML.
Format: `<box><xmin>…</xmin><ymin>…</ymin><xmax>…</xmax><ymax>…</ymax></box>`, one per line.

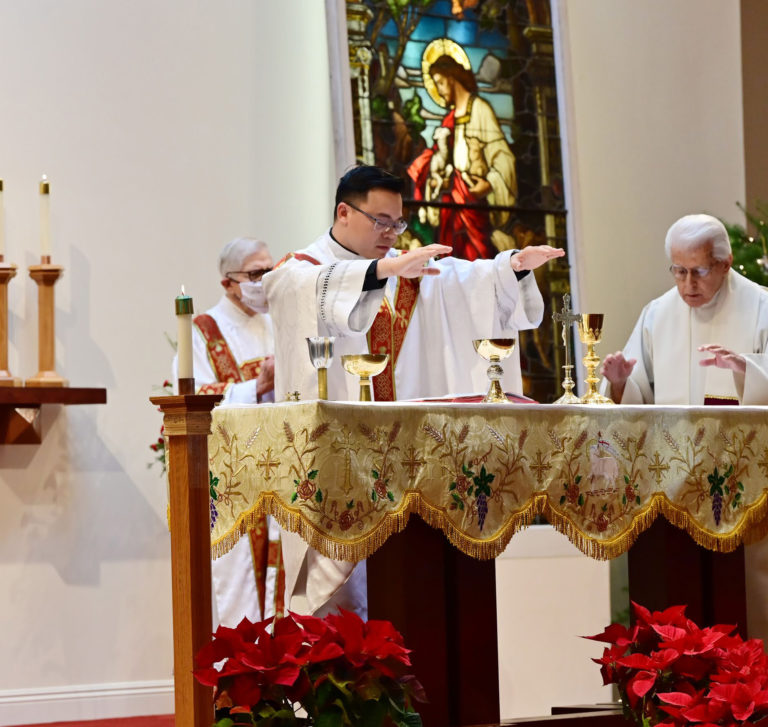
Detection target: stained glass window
<box><xmin>346</xmin><ymin>0</ymin><xmax>570</xmax><ymax>402</ymax></box>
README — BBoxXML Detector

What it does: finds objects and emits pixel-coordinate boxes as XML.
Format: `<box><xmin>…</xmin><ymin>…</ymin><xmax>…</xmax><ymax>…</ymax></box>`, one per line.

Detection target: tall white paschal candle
<box><xmin>39</xmin><ymin>175</ymin><xmax>51</xmax><ymax>257</ymax></box>
<box><xmin>175</xmin><ymin>287</ymin><xmax>194</xmax><ymax>380</ymax></box>
<box><xmin>0</xmin><ymin>179</ymin><xmax>5</xmax><ymax>259</ymax></box>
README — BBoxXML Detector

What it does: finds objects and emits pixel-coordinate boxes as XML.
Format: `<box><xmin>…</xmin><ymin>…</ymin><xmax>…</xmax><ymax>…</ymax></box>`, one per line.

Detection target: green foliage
<box><xmin>721</xmin><ymin>201</ymin><xmax>768</xmax><ymax>287</ymax></box>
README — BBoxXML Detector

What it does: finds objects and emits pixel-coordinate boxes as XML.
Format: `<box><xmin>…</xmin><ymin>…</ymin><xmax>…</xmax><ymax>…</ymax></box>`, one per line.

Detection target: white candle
<box><xmin>39</xmin><ymin>175</ymin><xmax>51</xmax><ymax>257</ymax></box>
<box><xmin>175</xmin><ymin>287</ymin><xmax>194</xmax><ymax>380</ymax></box>
<box><xmin>0</xmin><ymin>179</ymin><xmax>5</xmax><ymax>259</ymax></box>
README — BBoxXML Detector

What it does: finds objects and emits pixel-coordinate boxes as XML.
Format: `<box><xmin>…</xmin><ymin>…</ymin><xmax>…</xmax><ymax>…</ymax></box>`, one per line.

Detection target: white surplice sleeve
<box><xmin>600</xmin><ymin>302</ymin><xmax>656</xmax><ymax>404</ymax></box>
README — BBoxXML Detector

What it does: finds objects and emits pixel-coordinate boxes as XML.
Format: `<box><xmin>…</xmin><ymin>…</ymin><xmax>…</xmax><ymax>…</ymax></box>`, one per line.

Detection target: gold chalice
<box><xmin>306</xmin><ymin>336</ymin><xmax>335</xmax><ymax>400</ymax></box>
<box><xmin>577</xmin><ymin>314</ymin><xmax>613</xmax><ymax>405</ymax></box>
<box><xmin>473</xmin><ymin>338</ymin><xmax>516</xmax><ymax>403</ymax></box>
<box><xmin>341</xmin><ymin>354</ymin><xmax>389</xmax><ymax>402</ymax></box>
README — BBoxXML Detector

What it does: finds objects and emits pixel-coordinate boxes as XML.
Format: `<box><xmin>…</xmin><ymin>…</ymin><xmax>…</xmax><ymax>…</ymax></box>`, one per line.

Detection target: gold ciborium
<box><xmin>341</xmin><ymin>354</ymin><xmax>389</xmax><ymax>402</ymax></box>
<box><xmin>577</xmin><ymin>314</ymin><xmax>613</xmax><ymax>405</ymax></box>
<box><xmin>473</xmin><ymin>338</ymin><xmax>516</xmax><ymax>403</ymax></box>
<box><xmin>306</xmin><ymin>336</ymin><xmax>335</xmax><ymax>400</ymax></box>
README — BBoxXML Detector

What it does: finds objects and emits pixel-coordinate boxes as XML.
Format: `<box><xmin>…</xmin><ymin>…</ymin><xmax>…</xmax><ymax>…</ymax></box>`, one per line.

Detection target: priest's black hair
<box><xmin>334</xmin><ymin>165</ymin><xmax>404</xmax><ymax>218</ymax></box>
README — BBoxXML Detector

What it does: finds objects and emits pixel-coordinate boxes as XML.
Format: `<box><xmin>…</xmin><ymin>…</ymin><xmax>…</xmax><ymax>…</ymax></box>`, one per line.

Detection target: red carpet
<box><xmin>9</xmin><ymin>717</ymin><xmax>174</xmax><ymax>727</ymax></box>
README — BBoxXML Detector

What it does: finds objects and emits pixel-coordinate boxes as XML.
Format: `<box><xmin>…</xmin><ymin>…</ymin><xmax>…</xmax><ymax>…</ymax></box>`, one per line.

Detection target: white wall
<box><xmin>0</xmin><ymin>1</ymin><xmax>333</xmax><ymax>723</ymax></box>
<box><xmin>555</xmin><ymin>0</ymin><xmax>745</xmax><ymax>357</ymax></box>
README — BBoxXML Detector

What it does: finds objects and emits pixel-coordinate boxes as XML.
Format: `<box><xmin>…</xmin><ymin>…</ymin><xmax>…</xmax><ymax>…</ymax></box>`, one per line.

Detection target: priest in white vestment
<box><xmin>263</xmin><ymin>165</ymin><xmax>564</xmax><ymax>617</ymax></box>
<box><xmin>599</xmin><ymin>213</ymin><xmax>768</xmax><ymax>643</ymax></box>
<box><xmin>173</xmin><ymin>238</ymin><xmax>282</xmax><ymax>627</ymax></box>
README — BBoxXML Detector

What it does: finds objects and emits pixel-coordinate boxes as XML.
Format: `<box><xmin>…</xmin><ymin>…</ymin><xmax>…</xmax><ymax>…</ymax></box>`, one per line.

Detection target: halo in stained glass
<box><xmin>421</xmin><ymin>37</ymin><xmax>472</xmax><ymax>108</ymax></box>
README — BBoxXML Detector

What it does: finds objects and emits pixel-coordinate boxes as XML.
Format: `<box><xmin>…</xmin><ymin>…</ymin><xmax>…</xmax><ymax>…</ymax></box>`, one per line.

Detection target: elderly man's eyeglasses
<box><xmin>226</xmin><ymin>268</ymin><xmax>272</xmax><ymax>282</ymax></box>
<box><xmin>344</xmin><ymin>201</ymin><xmax>408</xmax><ymax>235</ymax></box>
<box><xmin>669</xmin><ymin>264</ymin><xmax>716</xmax><ymax>281</ymax></box>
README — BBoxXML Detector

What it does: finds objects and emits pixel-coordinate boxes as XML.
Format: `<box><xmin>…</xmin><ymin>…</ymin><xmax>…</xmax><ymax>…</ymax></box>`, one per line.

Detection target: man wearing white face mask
<box><xmin>173</xmin><ymin>237</ymin><xmax>276</xmax><ymax>404</ymax></box>
<box><xmin>172</xmin><ymin>237</ymin><xmax>283</xmax><ymax>627</ymax></box>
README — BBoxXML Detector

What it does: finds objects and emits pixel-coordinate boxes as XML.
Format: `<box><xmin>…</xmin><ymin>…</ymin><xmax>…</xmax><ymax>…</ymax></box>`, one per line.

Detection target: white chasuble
<box><xmin>604</xmin><ymin>270</ymin><xmax>768</xmax><ymax>405</ymax></box>
<box><xmin>263</xmin><ymin>230</ymin><xmax>545</xmax><ymax>616</ymax></box>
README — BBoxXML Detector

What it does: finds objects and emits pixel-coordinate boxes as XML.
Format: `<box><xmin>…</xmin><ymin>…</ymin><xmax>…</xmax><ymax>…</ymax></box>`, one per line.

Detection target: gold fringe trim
<box><xmin>210</xmin><ymin>490</ymin><xmax>768</xmax><ymax>562</ymax></box>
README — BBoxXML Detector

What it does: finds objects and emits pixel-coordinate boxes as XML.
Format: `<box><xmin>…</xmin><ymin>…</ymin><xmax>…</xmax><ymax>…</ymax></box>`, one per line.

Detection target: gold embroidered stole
<box><xmin>193</xmin><ymin>314</ymin><xmax>265</xmax><ymax>395</ymax></box>
<box><xmin>367</xmin><ymin>277</ymin><xmax>420</xmax><ymax>402</ymax></box>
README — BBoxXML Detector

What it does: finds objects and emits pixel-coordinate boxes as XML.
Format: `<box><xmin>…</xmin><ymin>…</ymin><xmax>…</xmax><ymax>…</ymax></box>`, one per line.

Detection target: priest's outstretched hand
<box><xmin>376</xmin><ymin>244</ymin><xmax>452</xmax><ymax>279</ymax></box>
<box><xmin>698</xmin><ymin>344</ymin><xmax>747</xmax><ymax>373</ymax></box>
<box><xmin>601</xmin><ymin>352</ymin><xmax>637</xmax><ymax>402</ymax></box>
<box><xmin>510</xmin><ymin>245</ymin><xmax>566</xmax><ymax>271</ymax></box>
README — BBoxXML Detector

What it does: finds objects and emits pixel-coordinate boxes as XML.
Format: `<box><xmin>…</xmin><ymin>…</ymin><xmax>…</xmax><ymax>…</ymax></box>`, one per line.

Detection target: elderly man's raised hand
<box><xmin>376</xmin><ymin>244</ymin><xmax>452</xmax><ymax>280</ymax></box>
<box><xmin>698</xmin><ymin>344</ymin><xmax>747</xmax><ymax>374</ymax></box>
<box><xmin>601</xmin><ymin>352</ymin><xmax>636</xmax><ymax>403</ymax></box>
<box><xmin>510</xmin><ymin>245</ymin><xmax>566</xmax><ymax>271</ymax></box>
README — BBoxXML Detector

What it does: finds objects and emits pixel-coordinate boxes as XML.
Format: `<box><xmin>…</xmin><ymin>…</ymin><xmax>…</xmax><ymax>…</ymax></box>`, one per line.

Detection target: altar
<box><xmin>157</xmin><ymin>396</ymin><xmax>768</xmax><ymax>727</ymax></box>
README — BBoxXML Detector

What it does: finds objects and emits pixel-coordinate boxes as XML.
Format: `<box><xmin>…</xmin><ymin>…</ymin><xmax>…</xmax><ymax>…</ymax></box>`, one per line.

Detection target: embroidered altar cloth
<box><xmin>208</xmin><ymin>401</ymin><xmax>768</xmax><ymax>562</ymax></box>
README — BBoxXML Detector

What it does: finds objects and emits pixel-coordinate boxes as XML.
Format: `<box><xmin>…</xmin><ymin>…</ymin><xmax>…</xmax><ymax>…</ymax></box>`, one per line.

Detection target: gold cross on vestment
<box><xmin>401</xmin><ymin>445</ymin><xmax>425</xmax><ymax>480</ymax></box>
<box><xmin>257</xmin><ymin>446</ymin><xmax>281</xmax><ymax>481</ymax></box>
<box><xmin>530</xmin><ymin>449</ymin><xmax>552</xmax><ymax>483</ymax></box>
<box><xmin>648</xmin><ymin>451</ymin><xmax>670</xmax><ymax>484</ymax></box>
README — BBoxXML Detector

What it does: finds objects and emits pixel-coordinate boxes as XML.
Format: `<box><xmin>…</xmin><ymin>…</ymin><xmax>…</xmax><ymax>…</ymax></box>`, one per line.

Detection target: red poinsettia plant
<box><xmin>194</xmin><ymin>608</ymin><xmax>425</xmax><ymax>727</ymax></box>
<box><xmin>586</xmin><ymin>602</ymin><xmax>768</xmax><ymax>727</ymax></box>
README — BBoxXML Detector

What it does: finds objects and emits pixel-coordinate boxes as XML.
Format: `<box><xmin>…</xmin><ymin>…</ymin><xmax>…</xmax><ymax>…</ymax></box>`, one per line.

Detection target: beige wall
<box><xmin>0</xmin><ymin>1</ymin><xmax>333</xmax><ymax>723</ymax></box>
<box><xmin>555</xmin><ymin>0</ymin><xmax>745</xmax><ymax>358</ymax></box>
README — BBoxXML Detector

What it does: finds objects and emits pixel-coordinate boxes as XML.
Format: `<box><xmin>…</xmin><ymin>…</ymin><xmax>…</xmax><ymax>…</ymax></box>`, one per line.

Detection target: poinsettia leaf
<box><xmin>315</xmin><ymin>705</ymin><xmax>344</xmax><ymax>727</ymax></box>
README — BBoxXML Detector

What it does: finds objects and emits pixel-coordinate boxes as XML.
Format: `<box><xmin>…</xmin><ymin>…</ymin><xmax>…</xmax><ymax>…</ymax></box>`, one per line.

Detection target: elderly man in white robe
<box><xmin>600</xmin><ymin>213</ymin><xmax>768</xmax><ymax>643</ymax></box>
<box><xmin>173</xmin><ymin>237</ymin><xmax>282</xmax><ymax>627</ymax></box>
<box><xmin>263</xmin><ymin>164</ymin><xmax>564</xmax><ymax>618</ymax></box>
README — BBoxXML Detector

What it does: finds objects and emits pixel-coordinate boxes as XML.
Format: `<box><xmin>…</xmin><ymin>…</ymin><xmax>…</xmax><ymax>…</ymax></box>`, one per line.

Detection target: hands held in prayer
<box><xmin>510</xmin><ymin>245</ymin><xmax>566</xmax><ymax>271</ymax></box>
<box><xmin>376</xmin><ymin>244</ymin><xmax>452</xmax><ymax>280</ymax></box>
<box><xmin>601</xmin><ymin>352</ymin><xmax>637</xmax><ymax>403</ymax></box>
<box><xmin>698</xmin><ymin>344</ymin><xmax>747</xmax><ymax>374</ymax></box>
<box><xmin>256</xmin><ymin>355</ymin><xmax>275</xmax><ymax>398</ymax></box>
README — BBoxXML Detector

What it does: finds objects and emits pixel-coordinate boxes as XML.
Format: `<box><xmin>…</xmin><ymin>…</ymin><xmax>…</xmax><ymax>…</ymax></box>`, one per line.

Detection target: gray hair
<box><xmin>218</xmin><ymin>237</ymin><xmax>269</xmax><ymax>277</ymax></box>
<box><xmin>664</xmin><ymin>214</ymin><xmax>731</xmax><ymax>261</ymax></box>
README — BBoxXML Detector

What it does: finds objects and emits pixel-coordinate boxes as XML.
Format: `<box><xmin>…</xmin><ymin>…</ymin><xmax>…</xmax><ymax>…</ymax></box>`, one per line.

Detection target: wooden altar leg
<box><xmin>150</xmin><ymin>394</ymin><xmax>221</xmax><ymax>727</ymax></box>
<box><xmin>367</xmin><ymin>516</ymin><xmax>500</xmax><ymax>727</ymax></box>
<box><xmin>628</xmin><ymin>517</ymin><xmax>747</xmax><ymax>636</ymax></box>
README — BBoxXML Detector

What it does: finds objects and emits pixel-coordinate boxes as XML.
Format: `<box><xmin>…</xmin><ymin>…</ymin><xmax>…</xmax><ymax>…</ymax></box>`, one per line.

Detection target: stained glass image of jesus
<box><xmin>407</xmin><ymin>38</ymin><xmax>518</xmax><ymax>261</ymax></box>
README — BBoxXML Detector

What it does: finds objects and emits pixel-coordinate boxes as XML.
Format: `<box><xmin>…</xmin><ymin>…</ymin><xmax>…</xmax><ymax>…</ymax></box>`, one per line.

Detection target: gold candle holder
<box><xmin>341</xmin><ymin>354</ymin><xmax>389</xmax><ymax>401</ymax></box>
<box><xmin>307</xmin><ymin>336</ymin><xmax>335</xmax><ymax>400</ymax></box>
<box><xmin>0</xmin><ymin>260</ymin><xmax>21</xmax><ymax>386</ymax></box>
<box><xmin>577</xmin><ymin>313</ymin><xmax>612</xmax><ymax>405</ymax></box>
<box><xmin>26</xmin><ymin>259</ymin><xmax>68</xmax><ymax>387</ymax></box>
<box><xmin>472</xmin><ymin>338</ymin><xmax>516</xmax><ymax>403</ymax></box>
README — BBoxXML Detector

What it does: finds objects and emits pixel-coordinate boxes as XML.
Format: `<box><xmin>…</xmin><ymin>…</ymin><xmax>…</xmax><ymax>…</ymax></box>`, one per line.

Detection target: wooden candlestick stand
<box><xmin>149</xmin><ymin>393</ymin><xmax>221</xmax><ymax>727</ymax></box>
<box><xmin>26</xmin><ymin>259</ymin><xmax>68</xmax><ymax>387</ymax></box>
<box><xmin>0</xmin><ymin>260</ymin><xmax>21</xmax><ymax>387</ymax></box>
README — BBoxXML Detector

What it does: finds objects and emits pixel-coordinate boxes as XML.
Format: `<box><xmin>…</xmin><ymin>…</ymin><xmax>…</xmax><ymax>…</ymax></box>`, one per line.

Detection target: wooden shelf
<box><xmin>0</xmin><ymin>386</ymin><xmax>107</xmax><ymax>443</ymax></box>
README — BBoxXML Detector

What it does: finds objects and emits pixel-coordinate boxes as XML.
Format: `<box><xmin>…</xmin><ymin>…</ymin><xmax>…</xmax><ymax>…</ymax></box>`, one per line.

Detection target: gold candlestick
<box><xmin>341</xmin><ymin>354</ymin><xmax>389</xmax><ymax>401</ymax></box>
<box><xmin>26</xmin><ymin>259</ymin><xmax>68</xmax><ymax>387</ymax></box>
<box><xmin>577</xmin><ymin>313</ymin><xmax>612</xmax><ymax>405</ymax></box>
<box><xmin>0</xmin><ymin>261</ymin><xmax>21</xmax><ymax>386</ymax></box>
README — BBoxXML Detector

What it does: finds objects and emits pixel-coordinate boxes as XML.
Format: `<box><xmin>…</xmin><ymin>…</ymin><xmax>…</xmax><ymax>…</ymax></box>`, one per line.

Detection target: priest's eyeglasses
<box><xmin>344</xmin><ymin>201</ymin><xmax>408</xmax><ymax>235</ymax></box>
<box><xmin>669</xmin><ymin>264</ymin><xmax>715</xmax><ymax>281</ymax></box>
<box><xmin>226</xmin><ymin>268</ymin><xmax>273</xmax><ymax>282</ymax></box>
